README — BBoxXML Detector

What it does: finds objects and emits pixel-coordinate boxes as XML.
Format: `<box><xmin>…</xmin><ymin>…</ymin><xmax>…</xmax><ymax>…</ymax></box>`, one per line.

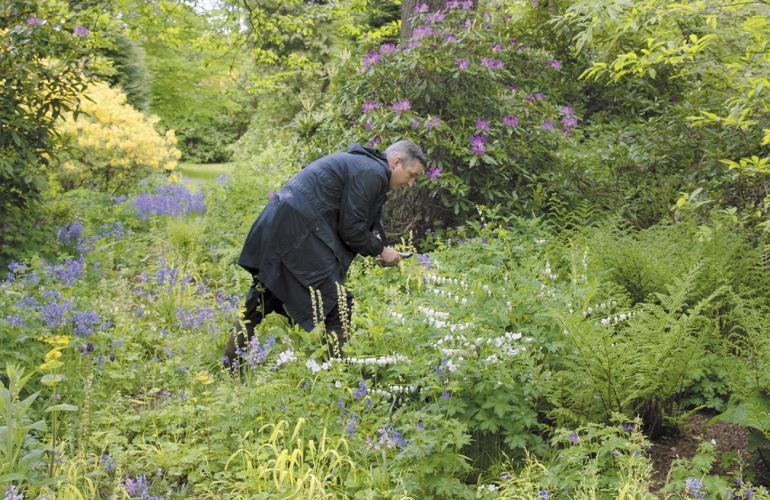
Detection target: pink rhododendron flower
<box><xmin>379</xmin><ymin>43</ymin><xmax>396</xmax><ymax>54</ymax></box>
<box><xmin>502</xmin><ymin>115</ymin><xmax>519</xmax><ymax>127</ymax></box>
<box><xmin>413</xmin><ymin>25</ymin><xmax>433</xmax><ymax>38</ymax></box>
<box><xmin>362</xmin><ymin>50</ymin><xmax>381</xmax><ymax>68</ymax></box>
<box><xmin>426</xmin><ymin>11</ymin><xmax>445</xmax><ymax>23</ymax></box>
<box><xmin>424</xmin><ymin>116</ymin><xmax>442</xmax><ymax>129</ymax></box>
<box><xmin>391</xmin><ymin>100</ymin><xmax>411</xmax><ymax>113</ymax></box>
<box><xmin>361</xmin><ymin>100</ymin><xmax>381</xmax><ymax>113</ymax></box>
<box><xmin>471</xmin><ymin>134</ymin><xmax>487</xmax><ymax>155</ymax></box>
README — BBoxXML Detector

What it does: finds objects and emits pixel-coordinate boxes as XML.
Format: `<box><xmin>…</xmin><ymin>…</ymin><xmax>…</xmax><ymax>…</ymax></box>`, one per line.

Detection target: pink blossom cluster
<box><xmin>480</xmin><ymin>58</ymin><xmax>504</xmax><ymax>69</ymax></box>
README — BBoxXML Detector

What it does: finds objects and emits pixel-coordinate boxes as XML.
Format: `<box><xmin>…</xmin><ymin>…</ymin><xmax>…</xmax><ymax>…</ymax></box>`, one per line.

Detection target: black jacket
<box><xmin>238</xmin><ymin>144</ymin><xmax>390</xmax><ymax>300</ymax></box>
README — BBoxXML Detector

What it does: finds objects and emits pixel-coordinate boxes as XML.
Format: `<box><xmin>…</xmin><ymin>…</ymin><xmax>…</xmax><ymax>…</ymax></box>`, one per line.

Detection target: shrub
<box><xmin>308</xmin><ymin>4</ymin><xmax>579</xmax><ymax>231</ymax></box>
<box><xmin>55</xmin><ymin>82</ymin><xmax>181</xmax><ymax>192</ymax></box>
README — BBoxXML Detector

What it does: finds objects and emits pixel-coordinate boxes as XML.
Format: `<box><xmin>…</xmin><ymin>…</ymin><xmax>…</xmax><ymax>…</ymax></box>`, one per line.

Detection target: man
<box><xmin>224</xmin><ymin>140</ymin><xmax>426</xmax><ymax>366</ymax></box>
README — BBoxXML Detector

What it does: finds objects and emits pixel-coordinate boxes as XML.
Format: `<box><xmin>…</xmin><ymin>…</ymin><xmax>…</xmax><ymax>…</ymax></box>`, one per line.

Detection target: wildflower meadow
<box><xmin>2</xmin><ymin>0</ymin><xmax>770</xmax><ymax>498</ymax></box>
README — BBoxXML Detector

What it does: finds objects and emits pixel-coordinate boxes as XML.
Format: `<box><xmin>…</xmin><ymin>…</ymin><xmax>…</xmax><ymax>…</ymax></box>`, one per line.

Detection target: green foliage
<box><xmin>100</xmin><ymin>34</ymin><xmax>150</xmax><ymax>112</ymax></box>
<box><xmin>114</xmin><ymin>0</ymin><xmax>253</xmax><ymax>162</ymax></box>
<box><xmin>558</xmin><ymin>0</ymin><xmax>770</xmax><ymax>221</ymax></box>
<box><xmin>0</xmin><ymin>365</ymin><xmax>46</xmax><ymax>490</ymax></box>
<box><xmin>311</xmin><ymin>5</ymin><xmax>577</xmax><ymax>229</ymax></box>
<box><xmin>0</xmin><ymin>0</ymin><xmax>107</xmax><ymax>263</ymax></box>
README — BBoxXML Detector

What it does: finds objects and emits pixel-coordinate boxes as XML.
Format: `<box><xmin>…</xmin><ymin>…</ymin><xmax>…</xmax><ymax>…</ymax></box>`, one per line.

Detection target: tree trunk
<box><xmin>400</xmin><ymin>0</ymin><xmax>477</xmax><ymax>41</ymax></box>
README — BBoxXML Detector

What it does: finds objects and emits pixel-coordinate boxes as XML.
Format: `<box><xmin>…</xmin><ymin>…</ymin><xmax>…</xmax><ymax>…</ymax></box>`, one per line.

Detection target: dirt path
<box><xmin>648</xmin><ymin>413</ymin><xmax>762</xmax><ymax>491</ymax></box>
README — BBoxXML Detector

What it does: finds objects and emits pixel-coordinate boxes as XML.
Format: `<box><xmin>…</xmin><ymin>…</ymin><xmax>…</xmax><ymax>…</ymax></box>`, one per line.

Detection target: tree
<box><xmin>0</xmin><ymin>0</ymin><xmax>108</xmax><ymax>263</ymax></box>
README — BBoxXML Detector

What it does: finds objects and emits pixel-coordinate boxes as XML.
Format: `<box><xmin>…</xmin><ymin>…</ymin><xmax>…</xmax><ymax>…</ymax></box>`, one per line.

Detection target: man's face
<box><xmin>389</xmin><ymin>157</ymin><xmax>425</xmax><ymax>191</ymax></box>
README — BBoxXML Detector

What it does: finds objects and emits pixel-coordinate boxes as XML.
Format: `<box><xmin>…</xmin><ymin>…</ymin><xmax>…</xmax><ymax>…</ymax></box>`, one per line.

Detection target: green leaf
<box><xmin>46</xmin><ymin>403</ymin><xmax>78</xmax><ymax>413</ymax></box>
<box><xmin>40</xmin><ymin>374</ymin><xmax>64</xmax><ymax>386</ymax></box>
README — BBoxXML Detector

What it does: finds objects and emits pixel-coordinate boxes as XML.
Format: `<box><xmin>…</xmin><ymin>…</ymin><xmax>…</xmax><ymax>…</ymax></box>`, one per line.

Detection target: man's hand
<box><xmin>380</xmin><ymin>246</ymin><xmax>401</xmax><ymax>267</ymax></box>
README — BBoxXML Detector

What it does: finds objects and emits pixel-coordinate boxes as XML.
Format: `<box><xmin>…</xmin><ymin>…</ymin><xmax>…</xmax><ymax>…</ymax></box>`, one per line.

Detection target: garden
<box><xmin>1</xmin><ymin>0</ymin><xmax>769</xmax><ymax>498</ymax></box>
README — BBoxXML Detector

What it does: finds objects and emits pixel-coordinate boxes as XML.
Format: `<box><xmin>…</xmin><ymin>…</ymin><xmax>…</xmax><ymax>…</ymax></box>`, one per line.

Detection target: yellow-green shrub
<box><xmin>56</xmin><ymin>82</ymin><xmax>181</xmax><ymax>191</ymax></box>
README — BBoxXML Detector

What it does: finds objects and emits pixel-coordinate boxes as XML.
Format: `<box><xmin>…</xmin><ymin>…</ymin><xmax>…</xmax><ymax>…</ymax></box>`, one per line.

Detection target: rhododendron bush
<box><xmin>310</xmin><ymin>3</ymin><xmax>579</xmax><ymax>222</ymax></box>
<box><xmin>56</xmin><ymin>82</ymin><xmax>182</xmax><ymax>191</ymax></box>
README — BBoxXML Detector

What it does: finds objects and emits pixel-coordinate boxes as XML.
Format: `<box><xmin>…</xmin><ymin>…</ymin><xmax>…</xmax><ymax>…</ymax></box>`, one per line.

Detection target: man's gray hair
<box><xmin>385</xmin><ymin>140</ymin><xmax>427</xmax><ymax>168</ymax></box>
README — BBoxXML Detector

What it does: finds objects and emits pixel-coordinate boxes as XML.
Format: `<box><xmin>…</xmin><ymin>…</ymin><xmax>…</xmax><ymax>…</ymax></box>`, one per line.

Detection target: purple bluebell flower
<box><xmin>243</xmin><ymin>335</ymin><xmax>276</xmax><ymax>366</ymax></box>
<box><xmin>74</xmin><ymin>310</ymin><xmax>102</xmax><ymax>335</ymax></box>
<box><xmin>416</xmin><ymin>421</ymin><xmax>424</xmax><ymax>431</ymax></box>
<box><xmin>6</xmin><ymin>261</ymin><xmax>27</xmax><ymax>282</ymax></box>
<box><xmin>345</xmin><ymin>413</ymin><xmax>358</xmax><ymax>436</ymax></box>
<box><xmin>491</xmin><ymin>43</ymin><xmax>503</xmax><ymax>52</ymax></box>
<box><xmin>27</xmin><ymin>16</ymin><xmax>44</xmax><ymax>26</ymax></box>
<box><xmin>73</xmin><ymin>25</ymin><xmax>89</xmax><ymax>37</ymax></box>
<box><xmin>175</xmin><ymin>305</ymin><xmax>214</xmax><ymax>330</ymax></box>
<box><xmin>547</xmin><ymin>59</ymin><xmax>562</xmax><ymax>70</ymax></box>
<box><xmin>133</xmin><ymin>185</ymin><xmax>205</xmax><ymax>219</ymax></box>
<box><xmin>215</xmin><ymin>175</ymin><xmax>229</xmax><ymax>185</ymax></box>
<box><xmin>427</xmin><ymin>166</ymin><xmax>442</xmax><ymax>181</ymax></box>
<box><xmin>539</xmin><ymin>490</ymin><xmax>549</xmax><ymax>499</ymax></box>
<box><xmin>542</xmin><ymin>120</ymin><xmax>554</xmax><ymax>131</ymax></box>
<box><xmin>378</xmin><ymin>424</ymin><xmax>408</xmax><ymax>449</ymax></box>
<box><xmin>460</xmin><ymin>19</ymin><xmax>471</xmax><ymax>29</ymax></box>
<box><xmin>461</xmin><ymin>0</ymin><xmax>474</xmax><ymax>9</ymax></box>
<box><xmin>5</xmin><ymin>314</ymin><xmax>25</xmax><ymax>328</ymax></box>
<box><xmin>417</xmin><ymin>253</ymin><xmax>432</xmax><ymax>270</ymax></box>
<box><xmin>367</xmin><ymin>136</ymin><xmax>382</xmax><ymax>148</ymax></box>
<box><xmin>414</xmin><ymin>3</ymin><xmax>429</xmax><ymax>13</ymax></box>
<box><xmin>100</xmin><ymin>453</ymin><xmax>115</xmax><ymax>472</ymax></box>
<box><xmin>568</xmin><ymin>432</ymin><xmax>579</xmax><ymax>443</ymax></box>
<box><xmin>46</xmin><ymin>256</ymin><xmax>86</xmax><ymax>287</ymax></box>
<box><xmin>444</xmin><ymin>33</ymin><xmax>457</xmax><ymax>42</ymax></box>
<box><xmin>442</xmin><ymin>391</ymin><xmax>451</xmax><ymax>400</ymax></box>
<box><xmin>58</xmin><ymin>221</ymin><xmax>84</xmax><ymax>246</ymax></box>
<box><xmin>39</xmin><ymin>296</ymin><xmax>72</xmax><ymax>329</ymax></box>
<box><xmin>353</xmin><ymin>379</ymin><xmax>368</xmax><ymax>401</ymax></box>
<box><xmin>685</xmin><ymin>478</ymin><xmax>705</xmax><ymax>500</ymax></box>
<box><xmin>534</xmin><ymin>92</ymin><xmax>545</xmax><ymax>100</ymax></box>
<box><xmin>476</xmin><ymin>119</ymin><xmax>490</xmax><ymax>131</ymax></box>
<box><xmin>4</xmin><ymin>484</ymin><xmax>23</xmax><ymax>500</ymax></box>
<box><xmin>123</xmin><ymin>475</ymin><xmax>149</xmax><ymax>497</ymax></box>
<box><xmin>455</xmin><ymin>58</ymin><xmax>469</xmax><ymax>70</ymax></box>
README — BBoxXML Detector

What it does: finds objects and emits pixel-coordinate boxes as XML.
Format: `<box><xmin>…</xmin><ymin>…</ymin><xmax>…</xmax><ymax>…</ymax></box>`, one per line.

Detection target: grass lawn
<box><xmin>176</xmin><ymin>162</ymin><xmax>237</xmax><ymax>189</ymax></box>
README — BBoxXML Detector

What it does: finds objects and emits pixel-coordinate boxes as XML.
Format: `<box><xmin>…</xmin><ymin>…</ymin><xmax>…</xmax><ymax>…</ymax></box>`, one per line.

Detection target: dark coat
<box><xmin>238</xmin><ymin>144</ymin><xmax>390</xmax><ymax>328</ymax></box>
